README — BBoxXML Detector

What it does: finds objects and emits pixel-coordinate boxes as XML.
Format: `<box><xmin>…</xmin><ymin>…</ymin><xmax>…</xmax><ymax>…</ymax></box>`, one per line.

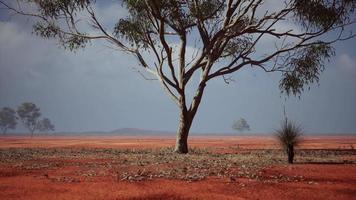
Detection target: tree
<box><xmin>17</xmin><ymin>102</ymin><xmax>41</xmax><ymax>137</ymax></box>
<box><xmin>275</xmin><ymin>118</ymin><xmax>303</xmax><ymax>164</ymax></box>
<box><xmin>1</xmin><ymin>0</ymin><xmax>355</xmax><ymax>153</ymax></box>
<box><xmin>17</xmin><ymin>102</ymin><xmax>55</xmax><ymax>137</ymax></box>
<box><xmin>37</xmin><ymin>118</ymin><xmax>55</xmax><ymax>132</ymax></box>
<box><xmin>232</xmin><ymin>118</ymin><xmax>250</xmax><ymax>132</ymax></box>
<box><xmin>0</xmin><ymin>107</ymin><xmax>18</xmax><ymax>134</ymax></box>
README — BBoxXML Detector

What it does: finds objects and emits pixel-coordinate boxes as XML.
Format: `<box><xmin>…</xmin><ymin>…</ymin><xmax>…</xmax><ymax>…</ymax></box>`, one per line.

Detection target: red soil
<box><xmin>0</xmin><ymin>135</ymin><xmax>356</xmax><ymax>200</ymax></box>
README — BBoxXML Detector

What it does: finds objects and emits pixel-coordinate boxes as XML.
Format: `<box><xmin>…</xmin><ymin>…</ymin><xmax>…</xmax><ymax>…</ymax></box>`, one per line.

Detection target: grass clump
<box><xmin>275</xmin><ymin>118</ymin><xmax>303</xmax><ymax>164</ymax></box>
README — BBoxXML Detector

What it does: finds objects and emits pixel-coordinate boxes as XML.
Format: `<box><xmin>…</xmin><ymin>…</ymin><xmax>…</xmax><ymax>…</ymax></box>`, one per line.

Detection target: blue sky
<box><xmin>0</xmin><ymin>1</ymin><xmax>356</xmax><ymax>134</ymax></box>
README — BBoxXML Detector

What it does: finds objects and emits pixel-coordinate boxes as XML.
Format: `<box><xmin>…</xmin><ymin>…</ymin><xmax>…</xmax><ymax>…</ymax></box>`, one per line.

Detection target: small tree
<box><xmin>0</xmin><ymin>107</ymin><xmax>18</xmax><ymax>134</ymax></box>
<box><xmin>275</xmin><ymin>119</ymin><xmax>303</xmax><ymax>164</ymax></box>
<box><xmin>37</xmin><ymin>118</ymin><xmax>55</xmax><ymax>132</ymax></box>
<box><xmin>232</xmin><ymin>118</ymin><xmax>250</xmax><ymax>132</ymax></box>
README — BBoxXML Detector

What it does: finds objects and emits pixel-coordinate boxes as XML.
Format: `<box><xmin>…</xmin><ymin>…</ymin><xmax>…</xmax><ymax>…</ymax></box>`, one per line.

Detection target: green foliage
<box><xmin>0</xmin><ymin>107</ymin><xmax>18</xmax><ymax>134</ymax></box>
<box><xmin>33</xmin><ymin>22</ymin><xmax>60</xmax><ymax>38</ymax></box>
<box><xmin>63</xmin><ymin>35</ymin><xmax>88</xmax><ymax>51</ymax></box>
<box><xmin>33</xmin><ymin>21</ymin><xmax>88</xmax><ymax>50</ymax></box>
<box><xmin>279</xmin><ymin>42</ymin><xmax>334</xmax><ymax>96</ymax></box>
<box><xmin>294</xmin><ymin>0</ymin><xmax>356</xmax><ymax>29</ymax></box>
<box><xmin>33</xmin><ymin>0</ymin><xmax>91</xmax><ymax>19</ymax></box>
<box><xmin>122</xmin><ymin>0</ymin><xmax>148</xmax><ymax>14</ymax></box>
<box><xmin>116</xmin><ymin>0</ymin><xmax>191</xmax><ymax>47</ymax></box>
<box><xmin>188</xmin><ymin>0</ymin><xmax>224</xmax><ymax>19</ymax></box>
<box><xmin>114</xmin><ymin>18</ymin><xmax>151</xmax><ymax>48</ymax></box>
<box><xmin>120</xmin><ymin>0</ymin><xmax>223</xmax><ymax>33</ymax></box>
<box><xmin>25</xmin><ymin>0</ymin><xmax>92</xmax><ymax>50</ymax></box>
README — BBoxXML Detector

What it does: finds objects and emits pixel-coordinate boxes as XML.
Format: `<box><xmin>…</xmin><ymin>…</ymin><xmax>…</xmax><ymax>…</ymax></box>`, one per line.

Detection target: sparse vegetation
<box><xmin>1</xmin><ymin>146</ymin><xmax>354</xmax><ymax>183</ymax></box>
<box><xmin>275</xmin><ymin>119</ymin><xmax>303</xmax><ymax>164</ymax></box>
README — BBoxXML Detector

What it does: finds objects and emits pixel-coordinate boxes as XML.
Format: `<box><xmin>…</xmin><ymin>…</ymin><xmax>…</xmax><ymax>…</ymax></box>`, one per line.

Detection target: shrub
<box><xmin>275</xmin><ymin>119</ymin><xmax>303</xmax><ymax>164</ymax></box>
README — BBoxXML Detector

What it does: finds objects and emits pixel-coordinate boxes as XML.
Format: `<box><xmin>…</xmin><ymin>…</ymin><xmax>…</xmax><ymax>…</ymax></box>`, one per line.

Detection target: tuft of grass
<box><xmin>275</xmin><ymin>118</ymin><xmax>303</xmax><ymax>164</ymax></box>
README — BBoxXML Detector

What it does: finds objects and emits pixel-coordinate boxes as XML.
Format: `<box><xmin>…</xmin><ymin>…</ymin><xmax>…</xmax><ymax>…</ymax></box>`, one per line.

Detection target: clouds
<box><xmin>0</xmin><ymin>18</ymin><xmax>177</xmax><ymax>132</ymax></box>
<box><xmin>338</xmin><ymin>54</ymin><xmax>356</xmax><ymax>72</ymax></box>
<box><xmin>93</xmin><ymin>2</ymin><xmax>128</xmax><ymax>27</ymax></box>
<box><xmin>0</xmin><ymin>22</ymin><xmax>26</xmax><ymax>47</ymax></box>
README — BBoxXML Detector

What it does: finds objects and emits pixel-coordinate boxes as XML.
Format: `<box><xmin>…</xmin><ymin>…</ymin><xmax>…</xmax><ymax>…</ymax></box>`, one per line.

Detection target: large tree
<box><xmin>0</xmin><ymin>107</ymin><xmax>18</xmax><ymax>134</ymax></box>
<box><xmin>1</xmin><ymin>0</ymin><xmax>355</xmax><ymax>153</ymax></box>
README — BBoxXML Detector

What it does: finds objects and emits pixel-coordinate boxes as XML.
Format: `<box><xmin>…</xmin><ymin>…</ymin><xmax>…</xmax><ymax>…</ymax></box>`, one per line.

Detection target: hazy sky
<box><xmin>0</xmin><ymin>1</ymin><xmax>356</xmax><ymax>134</ymax></box>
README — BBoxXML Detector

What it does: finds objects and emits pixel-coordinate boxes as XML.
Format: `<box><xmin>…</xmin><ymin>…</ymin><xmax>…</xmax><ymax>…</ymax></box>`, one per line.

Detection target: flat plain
<box><xmin>0</xmin><ymin>135</ymin><xmax>355</xmax><ymax>200</ymax></box>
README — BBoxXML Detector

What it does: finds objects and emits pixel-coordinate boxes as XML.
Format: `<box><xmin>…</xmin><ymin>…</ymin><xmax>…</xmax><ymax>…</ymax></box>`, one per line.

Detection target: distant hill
<box><xmin>49</xmin><ymin>128</ymin><xmax>176</xmax><ymax>136</ymax></box>
<box><xmin>109</xmin><ymin>128</ymin><xmax>175</xmax><ymax>136</ymax></box>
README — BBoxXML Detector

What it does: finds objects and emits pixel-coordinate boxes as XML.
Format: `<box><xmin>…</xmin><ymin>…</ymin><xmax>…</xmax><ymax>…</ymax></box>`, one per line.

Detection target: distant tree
<box><xmin>1</xmin><ymin>0</ymin><xmax>355</xmax><ymax>153</ymax></box>
<box><xmin>17</xmin><ymin>103</ymin><xmax>55</xmax><ymax>137</ymax></box>
<box><xmin>275</xmin><ymin>118</ymin><xmax>303</xmax><ymax>164</ymax></box>
<box><xmin>0</xmin><ymin>107</ymin><xmax>18</xmax><ymax>134</ymax></box>
<box><xmin>37</xmin><ymin>118</ymin><xmax>55</xmax><ymax>132</ymax></box>
<box><xmin>17</xmin><ymin>102</ymin><xmax>41</xmax><ymax>137</ymax></box>
<box><xmin>232</xmin><ymin>118</ymin><xmax>250</xmax><ymax>132</ymax></box>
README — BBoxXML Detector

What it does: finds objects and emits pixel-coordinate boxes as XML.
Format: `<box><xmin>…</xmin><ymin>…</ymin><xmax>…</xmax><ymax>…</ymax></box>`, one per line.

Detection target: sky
<box><xmin>0</xmin><ymin>1</ymin><xmax>356</xmax><ymax>134</ymax></box>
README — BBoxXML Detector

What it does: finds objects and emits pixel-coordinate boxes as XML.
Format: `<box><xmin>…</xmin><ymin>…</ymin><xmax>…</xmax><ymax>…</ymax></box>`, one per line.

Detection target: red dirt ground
<box><xmin>0</xmin><ymin>135</ymin><xmax>356</xmax><ymax>200</ymax></box>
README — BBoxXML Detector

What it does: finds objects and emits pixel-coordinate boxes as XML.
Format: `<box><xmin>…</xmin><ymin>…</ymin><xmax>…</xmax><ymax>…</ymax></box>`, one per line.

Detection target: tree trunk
<box><xmin>287</xmin><ymin>145</ymin><xmax>294</xmax><ymax>164</ymax></box>
<box><xmin>173</xmin><ymin>82</ymin><xmax>206</xmax><ymax>154</ymax></box>
<box><xmin>174</xmin><ymin>109</ymin><xmax>193</xmax><ymax>154</ymax></box>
